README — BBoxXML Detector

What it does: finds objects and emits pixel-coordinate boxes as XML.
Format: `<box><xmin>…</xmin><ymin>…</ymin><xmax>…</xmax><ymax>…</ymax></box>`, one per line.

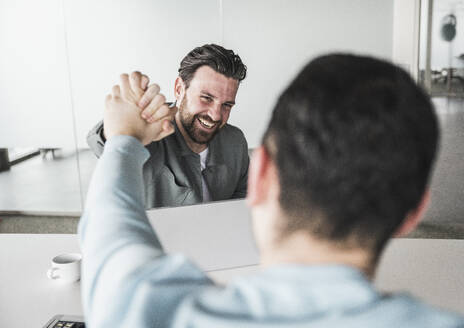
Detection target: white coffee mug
<box><xmin>46</xmin><ymin>253</ymin><xmax>82</xmax><ymax>283</ymax></box>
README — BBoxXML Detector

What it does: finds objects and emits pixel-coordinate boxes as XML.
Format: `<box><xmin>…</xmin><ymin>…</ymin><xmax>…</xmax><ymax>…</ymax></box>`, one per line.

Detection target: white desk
<box><xmin>0</xmin><ymin>234</ymin><xmax>82</xmax><ymax>328</ymax></box>
<box><xmin>209</xmin><ymin>239</ymin><xmax>464</xmax><ymax>315</ymax></box>
<box><xmin>1</xmin><ymin>234</ymin><xmax>463</xmax><ymax>327</ymax></box>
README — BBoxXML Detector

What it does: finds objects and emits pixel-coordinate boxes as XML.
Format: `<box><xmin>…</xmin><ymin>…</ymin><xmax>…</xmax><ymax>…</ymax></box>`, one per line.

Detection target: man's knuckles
<box><xmin>142</xmin><ymin>95</ymin><xmax>167</xmax><ymax>119</ymax></box>
<box><xmin>141</xmin><ymin>75</ymin><xmax>149</xmax><ymax>90</ymax></box>
<box><xmin>154</xmin><ymin>93</ymin><xmax>166</xmax><ymax>105</ymax></box>
<box><xmin>130</xmin><ymin>71</ymin><xmax>141</xmax><ymax>80</ymax></box>
<box><xmin>140</xmin><ymin>84</ymin><xmax>161</xmax><ymax>105</ymax></box>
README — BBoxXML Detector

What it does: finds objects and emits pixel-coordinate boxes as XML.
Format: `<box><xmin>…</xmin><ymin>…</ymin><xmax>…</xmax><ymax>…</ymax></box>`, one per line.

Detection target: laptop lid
<box><xmin>147</xmin><ymin>199</ymin><xmax>260</xmax><ymax>272</ymax></box>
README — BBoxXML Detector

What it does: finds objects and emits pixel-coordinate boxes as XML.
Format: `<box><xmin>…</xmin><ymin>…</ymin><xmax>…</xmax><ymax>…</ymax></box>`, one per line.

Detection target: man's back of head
<box><xmin>241</xmin><ymin>54</ymin><xmax>464</xmax><ymax>326</ymax></box>
<box><xmin>259</xmin><ymin>53</ymin><xmax>439</xmax><ymax>264</ymax></box>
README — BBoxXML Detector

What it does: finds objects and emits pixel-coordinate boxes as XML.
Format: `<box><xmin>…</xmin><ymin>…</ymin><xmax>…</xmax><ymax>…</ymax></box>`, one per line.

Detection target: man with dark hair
<box><xmin>87</xmin><ymin>44</ymin><xmax>249</xmax><ymax>208</ymax></box>
<box><xmin>79</xmin><ymin>53</ymin><xmax>464</xmax><ymax>327</ymax></box>
<box><xmin>261</xmin><ymin>54</ymin><xmax>439</xmax><ymax>264</ymax></box>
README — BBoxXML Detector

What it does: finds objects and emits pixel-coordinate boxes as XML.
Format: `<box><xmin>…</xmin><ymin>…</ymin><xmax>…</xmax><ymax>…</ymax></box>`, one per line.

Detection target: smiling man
<box><xmin>87</xmin><ymin>44</ymin><xmax>248</xmax><ymax>208</ymax></box>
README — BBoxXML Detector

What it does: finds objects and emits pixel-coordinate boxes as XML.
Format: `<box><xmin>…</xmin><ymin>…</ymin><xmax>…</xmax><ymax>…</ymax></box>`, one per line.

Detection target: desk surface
<box><xmin>0</xmin><ymin>234</ymin><xmax>82</xmax><ymax>328</ymax></box>
<box><xmin>1</xmin><ymin>234</ymin><xmax>463</xmax><ymax>327</ymax></box>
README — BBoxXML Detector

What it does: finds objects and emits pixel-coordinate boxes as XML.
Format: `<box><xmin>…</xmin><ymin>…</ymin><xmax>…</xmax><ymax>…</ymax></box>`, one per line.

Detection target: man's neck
<box><xmin>175</xmin><ymin>115</ymin><xmax>208</xmax><ymax>154</ymax></box>
<box><xmin>260</xmin><ymin>231</ymin><xmax>376</xmax><ymax>279</ymax></box>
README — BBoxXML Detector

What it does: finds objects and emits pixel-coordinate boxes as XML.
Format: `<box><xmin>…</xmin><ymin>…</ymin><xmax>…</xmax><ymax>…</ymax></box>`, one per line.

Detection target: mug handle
<box><xmin>47</xmin><ymin>267</ymin><xmax>60</xmax><ymax>280</ymax></box>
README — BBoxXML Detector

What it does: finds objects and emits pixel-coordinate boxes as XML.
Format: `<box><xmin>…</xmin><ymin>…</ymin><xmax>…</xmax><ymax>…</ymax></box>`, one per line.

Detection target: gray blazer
<box><xmin>87</xmin><ymin>121</ymin><xmax>249</xmax><ymax>209</ymax></box>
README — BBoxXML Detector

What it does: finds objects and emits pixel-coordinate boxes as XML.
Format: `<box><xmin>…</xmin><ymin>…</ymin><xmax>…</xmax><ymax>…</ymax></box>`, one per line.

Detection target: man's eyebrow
<box><xmin>200</xmin><ymin>91</ymin><xmax>216</xmax><ymax>98</ymax></box>
<box><xmin>200</xmin><ymin>91</ymin><xmax>235</xmax><ymax>105</ymax></box>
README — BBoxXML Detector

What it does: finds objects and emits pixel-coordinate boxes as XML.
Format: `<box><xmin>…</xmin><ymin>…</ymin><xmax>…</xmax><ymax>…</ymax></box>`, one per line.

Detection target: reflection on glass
<box><xmin>0</xmin><ymin>148</ymin><xmax>84</xmax><ymax>214</ymax></box>
<box><xmin>414</xmin><ymin>0</ymin><xmax>464</xmax><ymax>239</ymax></box>
<box><xmin>419</xmin><ymin>0</ymin><xmax>464</xmax><ymax>97</ymax></box>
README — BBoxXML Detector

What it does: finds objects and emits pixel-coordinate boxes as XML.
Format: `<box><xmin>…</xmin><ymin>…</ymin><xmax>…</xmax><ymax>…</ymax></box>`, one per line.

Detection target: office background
<box><xmin>0</xmin><ymin>0</ymin><xmax>463</xmax><ymax>238</ymax></box>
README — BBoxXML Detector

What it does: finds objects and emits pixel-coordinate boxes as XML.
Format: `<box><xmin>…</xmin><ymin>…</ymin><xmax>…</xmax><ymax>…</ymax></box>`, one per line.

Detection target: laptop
<box><xmin>147</xmin><ymin>199</ymin><xmax>260</xmax><ymax>272</ymax></box>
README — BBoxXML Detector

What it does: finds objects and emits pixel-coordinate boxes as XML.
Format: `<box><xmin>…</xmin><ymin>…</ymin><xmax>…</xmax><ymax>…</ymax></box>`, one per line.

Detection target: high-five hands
<box><xmin>104</xmin><ymin>71</ymin><xmax>177</xmax><ymax>145</ymax></box>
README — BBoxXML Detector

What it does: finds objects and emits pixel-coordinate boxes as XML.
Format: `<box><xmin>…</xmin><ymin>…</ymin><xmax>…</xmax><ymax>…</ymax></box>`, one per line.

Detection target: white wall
<box><xmin>63</xmin><ymin>0</ymin><xmax>221</xmax><ymax>148</ymax></box>
<box><xmin>0</xmin><ymin>0</ymin><xmax>74</xmax><ymax>148</ymax></box>
<box><xmin>0</xmin><ymin>0</ymin><xmax>394</xmax><ymax>149</ymax></box>
<box><xmin>225</xmin><ymin>0</ymin><xmax>393</xmax><ymax>147</ymax></box>
<box><xmin>392</xmin><ymin>0</ymin><xmax>421</xmax><ymax>79</ymax></box>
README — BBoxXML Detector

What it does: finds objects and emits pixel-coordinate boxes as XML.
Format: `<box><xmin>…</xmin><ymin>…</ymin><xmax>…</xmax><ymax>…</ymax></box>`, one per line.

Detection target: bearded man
<box><xmin>87</xmin><ymin>44</ymin><xmax>248</xmax><ymax>208</ymax></box>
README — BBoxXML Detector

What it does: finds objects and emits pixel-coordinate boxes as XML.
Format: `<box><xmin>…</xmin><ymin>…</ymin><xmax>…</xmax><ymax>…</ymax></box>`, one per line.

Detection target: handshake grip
<box><xmin>100</xmin><ymin>100</ymin><xmax>176</xmax><ymax>144</ymax></box>
<box><xmin>103</xmin><ymin>72</ymin><xmax>179</xmax><ymax>145</ymax></box>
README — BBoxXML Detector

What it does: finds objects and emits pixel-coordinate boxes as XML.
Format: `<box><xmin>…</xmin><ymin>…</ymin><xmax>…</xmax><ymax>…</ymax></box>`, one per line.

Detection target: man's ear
<box><xmin>246</xmin><ymin>146</ymin><xmax>278</xmax><ymax>206</ymax></box>
<box><xmin>395</xmin><ymin>189</ymin><xmax>431</xmax><ymax>237</ymax></box>
<box><xmin>174</xmin><ymin>77</ymin><xmax>185</xmax><ymax>101</ymax></box>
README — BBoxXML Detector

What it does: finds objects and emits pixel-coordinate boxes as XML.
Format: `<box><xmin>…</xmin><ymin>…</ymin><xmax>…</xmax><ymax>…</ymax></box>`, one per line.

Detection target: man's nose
<box><xmin>208</xmin><ymin>103</ymin><xmax>222</xmax><ymax>122</ymax></box>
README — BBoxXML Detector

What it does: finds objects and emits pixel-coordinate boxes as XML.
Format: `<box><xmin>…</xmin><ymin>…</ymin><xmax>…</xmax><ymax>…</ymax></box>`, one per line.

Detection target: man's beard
<box><xmin>178</xmin><ymin>96</ymin><xmax>221</xmax><ymax>145</ymax></box>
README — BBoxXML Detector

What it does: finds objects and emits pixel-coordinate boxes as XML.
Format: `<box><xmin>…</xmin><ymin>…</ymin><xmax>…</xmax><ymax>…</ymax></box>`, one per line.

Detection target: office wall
<box><xmin>63</xmin><ymin>0</ymin><xmax>222</xmax><ymax>148</ymax></box>
<box><xmin>0</xmin><ymin>0</ymin><xmax>394</xmax><ymax>149</ymax></box>
<box><xmin>392</xmin><ymin>0</ymin><xmax>421</xmax><ymax>79</ymax></box>
<box><xmin>0</xmin><ymin>0</ymin><xmax>74</xmax><ymax>148</ymax></box>
<box><xmin>222</xmin><ymin>0</ymin><xmax>393</xmax><ymax>146</ymax></box>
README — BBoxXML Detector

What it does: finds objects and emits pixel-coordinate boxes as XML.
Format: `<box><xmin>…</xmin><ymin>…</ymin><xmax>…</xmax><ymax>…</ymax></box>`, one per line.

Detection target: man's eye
<box><xmin>223</xmin><ymin>104</ymin><xmax>233</xmax><ymax>110</ymax></box>
<box><xmin>201</xmin><ymin>96</ymin><xmax>212</xmax><ymax>102</ymax></box>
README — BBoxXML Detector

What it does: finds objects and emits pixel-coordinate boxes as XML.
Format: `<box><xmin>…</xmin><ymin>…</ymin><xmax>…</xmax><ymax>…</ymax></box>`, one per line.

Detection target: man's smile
<box><xmin>197</xmin><ymin>116</ymin><xmax>218</xmax><ymax>130</ymax></box>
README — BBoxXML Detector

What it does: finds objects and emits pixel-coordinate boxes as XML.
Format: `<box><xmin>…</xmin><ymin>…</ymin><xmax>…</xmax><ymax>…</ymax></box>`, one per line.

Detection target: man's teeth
<box><xmin>198</xmin><ymin>117</ymin><xmax>215</xmax><ymax>128</ymax></box>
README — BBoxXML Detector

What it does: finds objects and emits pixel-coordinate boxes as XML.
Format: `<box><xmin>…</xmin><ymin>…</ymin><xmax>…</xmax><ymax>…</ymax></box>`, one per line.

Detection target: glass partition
<box><xmin>417</xmin><ymin>0</ymin><xmax>464</xmax><ymax>238</ymax></box>
<box><xmin>2</xmin><ymin>0</ymin><xmax>462</xmax><ymax>238</ymax></box>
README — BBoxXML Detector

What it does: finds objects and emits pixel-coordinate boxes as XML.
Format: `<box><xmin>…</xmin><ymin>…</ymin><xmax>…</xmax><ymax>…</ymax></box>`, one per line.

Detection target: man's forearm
<box><xmin>78</xmin><ymin>135</ymin><xmax>164</xmax><ymax>322</ymax></box>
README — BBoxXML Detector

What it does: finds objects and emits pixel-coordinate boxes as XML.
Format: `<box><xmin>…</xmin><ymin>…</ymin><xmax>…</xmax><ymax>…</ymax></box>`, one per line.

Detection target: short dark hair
<box><xmin>263</xmin><ymin>54</ymin><xmax>439</xmax><ymax>255</ymax></box>
<box><xmin>178</xmin><ymin>44</ymin><xmax>247</xmax><ymax>88</ymax></box>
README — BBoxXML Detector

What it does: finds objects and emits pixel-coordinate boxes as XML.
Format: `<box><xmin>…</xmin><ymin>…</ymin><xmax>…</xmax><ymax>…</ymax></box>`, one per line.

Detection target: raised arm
<box><xmin>79</xmin><ymin>73</ymin><xmax>212</xmax><ymax>327</ymax></box>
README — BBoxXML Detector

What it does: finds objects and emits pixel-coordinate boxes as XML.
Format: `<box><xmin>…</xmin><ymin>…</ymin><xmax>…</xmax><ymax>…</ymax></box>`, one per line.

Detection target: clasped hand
<box><xmin>104</xmin><ymin>71</ymin><xmax>178</xmax><ymax>145</ymax></box>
